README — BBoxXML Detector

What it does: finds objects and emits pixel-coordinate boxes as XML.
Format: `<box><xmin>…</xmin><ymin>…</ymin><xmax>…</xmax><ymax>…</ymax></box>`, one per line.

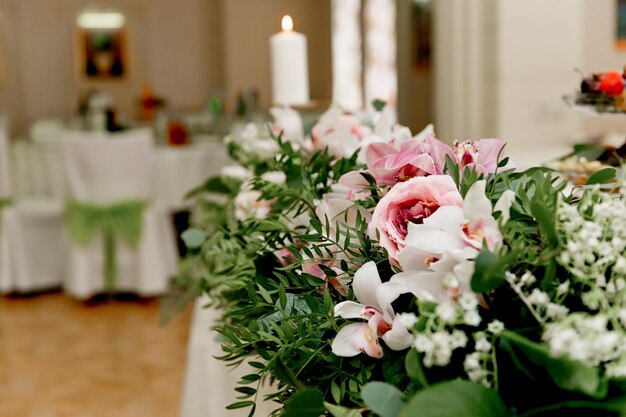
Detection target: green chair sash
<box><xmin>64</xmin><ymin>200</ymin><xmax>147</xmax><ymax>291</ymax></box>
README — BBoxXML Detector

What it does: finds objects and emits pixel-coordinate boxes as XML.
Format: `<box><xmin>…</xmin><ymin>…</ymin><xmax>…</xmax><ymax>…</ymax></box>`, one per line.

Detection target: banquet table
<box><xmin>180</xmin><ymin>298</ymin><xmax>279</xmax><ymax>417</ymax></box>
<box><xmin>10</xmin><ymin>135</ymin><xmax>230</xmax><ymax>211</ymax></box>
<box><xmin>152</xmin><ymin>139</ymin><xmax>231</xmax><ymax>211</ymax></box>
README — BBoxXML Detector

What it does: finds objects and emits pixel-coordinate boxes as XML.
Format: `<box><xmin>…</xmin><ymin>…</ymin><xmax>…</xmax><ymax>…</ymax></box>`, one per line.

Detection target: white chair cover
<box><xmin>62</xmin><ymin>129</ymin><xmax>178</xmax><ymax>298</ymax></box>
<box><xmin>0</xmin><ymin>120</ymin><xmax>11</xmax><ymax>197</ymax></box>
<box><xmin>0</xmin><ymin>123</ymin><xmax>66</xmax><ymax>293</ymax></box>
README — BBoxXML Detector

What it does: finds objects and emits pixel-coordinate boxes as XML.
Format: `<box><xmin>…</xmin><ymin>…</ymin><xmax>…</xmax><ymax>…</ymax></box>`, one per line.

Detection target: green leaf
<box><xmin>400</xmin><ymin>380</ymin><xmax>510</xmax><ymax>417</ymax></box>
<box><xmin>499</xmin><ymin>331</ymin><xmax>607</xmax><ymax>399</ymax></box>
<box><xmin>569</xmin><ymin>143</ymin><xmax>606</xmax><ymax>161</ymax></box>
<box><xmin>226</xmin><ymin>400</ymin><xmax>255</xmax><ymax>410</ymax></box>
<box><xmin>361</xmin><ymin>382</ymin><xmax>404</xmax><ymax>417</ymax></box>
<box><xmin>405</xmin><ymin>348</ymin><xmax>429</xmax><ymax>388</ymax></box>
<box><xmin>372</xmin><ymin>99</ymin><xmax>387</xmax><ymax>111</ymax></box>
<box><xmin>283</xmin><ymin>388</ymin><xmax>325</xmax><ymax>417</ymax></box>
<box><xmin>471</xmin><ymin>250</ymin><xmax>507</xmax><ymax>293</ymax></box>
<box><xmin>325</xmin><ymin>402</ymin><xmax>362</xmax><ymax>417</ymax></box>
<box><xmin>530</xmin><ymin>200</ymin><xmax>558</xmax><ymax>247</ymax></box>
<box><xmin>585</xmin><ymin>167</ymin><xmax>617</xmax><ymax>185</ymax></box>
<box><xmin>180</xmin><ymin>228</ymin><xmax>206</xmax><ymax>249</ymax></box>
<box><xmin>186</xmin><ymin>176</ymin><xmax>231</xmax><ymax>197</ymax></box>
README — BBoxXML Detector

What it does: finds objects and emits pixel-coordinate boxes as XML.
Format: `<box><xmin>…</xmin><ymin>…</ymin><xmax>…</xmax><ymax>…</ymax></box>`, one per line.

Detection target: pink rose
<box><xmin>368</xmin><ymin>175</ymin><xmax>463</xmax><ymax>260</ymax></box>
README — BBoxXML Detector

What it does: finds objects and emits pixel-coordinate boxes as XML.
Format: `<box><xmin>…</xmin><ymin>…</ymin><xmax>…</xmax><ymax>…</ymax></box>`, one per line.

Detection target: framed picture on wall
<box><xmin>75</xmin><ymin>11</ymin><xmax>129</xmax><ymax>80</ymax></box>
<box><xmin>617</xmin><ymin>0</ymin><xmax>626</xmax><ymax>49</ymax></box>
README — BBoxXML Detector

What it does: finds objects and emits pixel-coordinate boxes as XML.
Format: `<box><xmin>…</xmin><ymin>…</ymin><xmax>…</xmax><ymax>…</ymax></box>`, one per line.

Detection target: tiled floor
<box><xmin>0</xmin><ymin>292</ymin><xmax>192</xmax><ymax>417</ymax></box>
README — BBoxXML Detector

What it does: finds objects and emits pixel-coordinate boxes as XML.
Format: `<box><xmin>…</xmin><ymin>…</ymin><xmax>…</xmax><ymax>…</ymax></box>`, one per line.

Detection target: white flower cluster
<box><xmin>225</xmin><ymin>123</ymin><xmax>280</xmax><ymax>160</ymax></box>
<box><xmin>543</xmin><ymin>314</ymin><xmax>624</xmax><ymax>368</ymax></box>
<box><xmin>410</xmin><ymin>293</ymin><xmax>482</xmax><ymax>368</ymax></box>
<box><xmin>557</xmin><ymin>191</ymin><xmax>626</xmax><ymax>287</ymax></box>
<box><xmin>506</xmin><ymin>272</ymin><xmax>569</xmax><ymax>324</ymax></box>
<box><xmin>414</xmin><ymin>329</ymin><xmax>468</xmax><ymax>367</ymax></box>
<box><xmin>463</xmin><ymin>321</ymin><xmax>503</xmax><ymax>388</ymax></box>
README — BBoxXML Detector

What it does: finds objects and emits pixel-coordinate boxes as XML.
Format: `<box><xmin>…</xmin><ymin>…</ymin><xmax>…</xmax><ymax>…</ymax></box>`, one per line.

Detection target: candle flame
<box><xmin>281</xmin><ymin>15</ymin><xmax>293</xmax><ymax>32</ymax></box>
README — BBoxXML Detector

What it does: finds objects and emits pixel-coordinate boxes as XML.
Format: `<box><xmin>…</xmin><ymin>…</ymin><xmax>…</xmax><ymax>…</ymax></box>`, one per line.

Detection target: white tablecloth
<box><xmin>180</xmin><ymin>298</ymin><xmax>279</xmax><ymax>417</ymax></box>
<box><xmin>9</xmin><ymin>139</ymin><xmax>231</xmax><ymax>211</ymax></box>
<box><xmin>152</xmin><ymin>142</ymin><xmax>231</xmax><ymax>211</ymax></box>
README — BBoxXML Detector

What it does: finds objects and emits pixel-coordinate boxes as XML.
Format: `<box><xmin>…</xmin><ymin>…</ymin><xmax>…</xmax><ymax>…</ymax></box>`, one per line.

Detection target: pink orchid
<box><xmin>324</xmin><ymin>171</ymin><xmax>371</xmax><ymax>201</ymax></box>
<box><xmin>332</xmin><ymin>262</ymin><xmax>413</xmax><ymax>358</ymax></box>
<box><xmin>453</xmin><ymin>139</ymin><xmax>518</xmax><ymax>174</ymax></box>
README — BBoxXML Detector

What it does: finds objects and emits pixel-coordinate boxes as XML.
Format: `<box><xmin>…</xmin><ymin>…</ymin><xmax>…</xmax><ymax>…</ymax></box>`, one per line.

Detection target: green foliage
<box><xmin>586</xmin><ymin>167</ymin><xmax>617</xmax><ymax>185</ymax></box>
<box><xmin>499</xmin><ymin>331</ymin><xmax>606</xmax><ymax>399</ymax></box>
<box><xmin>400</xmin><ymin>380</ymin><xmax>510</xmax><ymax>417</ymax></box>
<box><xmin>361</xmin><ymin>382</ymin><xmax>404</xmax><ymax>417</ymax></box>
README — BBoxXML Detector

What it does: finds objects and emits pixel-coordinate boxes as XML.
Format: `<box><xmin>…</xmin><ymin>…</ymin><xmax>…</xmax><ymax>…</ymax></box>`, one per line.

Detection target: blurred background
<box><xmin>1</xmin><ymin>1</ymin><xmax>626</xmax><ymax>416</ymax></box>
<box><xmin>1</xmin><ymin>0</ymin><xmax>625</xmax><ymax>161</ymax></box>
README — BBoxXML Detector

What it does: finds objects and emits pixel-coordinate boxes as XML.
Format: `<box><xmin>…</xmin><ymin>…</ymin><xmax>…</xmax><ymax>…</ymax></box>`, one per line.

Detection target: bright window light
<box><xmin>77</xmin><ymin>12</ymin><xmax>125</xmax><ymax>30</ymax></box>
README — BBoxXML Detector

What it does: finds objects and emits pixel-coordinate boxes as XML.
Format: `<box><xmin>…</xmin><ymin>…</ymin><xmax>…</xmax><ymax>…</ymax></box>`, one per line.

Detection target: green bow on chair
<box><xmin>0</xmin><ymin>197</ymin><xmax>11</xmax><ymax>212</ymax></box>
<box><xmin>64</xmin><ymin>200</ymin><xmax>147</xmax><ymax>292</ymax></box>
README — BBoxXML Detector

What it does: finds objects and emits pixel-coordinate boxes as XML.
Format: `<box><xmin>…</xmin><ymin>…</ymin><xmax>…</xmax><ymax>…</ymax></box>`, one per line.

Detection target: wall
<box><xmin>494</xmin><ymin>0</ymin><xmax>584</xmax><ymax>165</ymax></box>
<box><xmin>582</xmin><ymin>0</ymin><xmax>626</xmax><ymax>138</ymax></box>
<box><xmin>221</xmin><ymin>0</ymin><xmax>332</xmax><ymax>109</ymax></box>
<box><xmin>0</xmin><ymin>0</ymin><xmax>222</xmax><ymax>136</ymax></box>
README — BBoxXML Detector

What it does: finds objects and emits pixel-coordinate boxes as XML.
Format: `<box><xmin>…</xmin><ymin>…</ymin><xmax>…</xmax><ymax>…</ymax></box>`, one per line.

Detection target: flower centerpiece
<box><xmin>176</xmin><ymin>104</ymin><xmax>626</xmax><ymax>417</ymax></box>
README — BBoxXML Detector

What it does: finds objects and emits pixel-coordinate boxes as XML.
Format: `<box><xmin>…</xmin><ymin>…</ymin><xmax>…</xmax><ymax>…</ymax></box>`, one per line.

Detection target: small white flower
<box><xmin>528</xmin><ymin>289</ymin><xmax>549</xmax><ymax>306</ymax></box>
<box><xmin>463</xmin><ymin>310</ymin><xmax>482</xmax><ymax>326</ymax></box>
<box><xmin>617</xmin><ymin>309</ymin><xmax>626</xmax><ymax>328</ymax></box>
<box><xmin>458</xmin><ymin>293</ymin><xmax>478</xmax><ymax>311</ymax></box>
<box><xmin>450</xmin><ymin>330</ymin><xmax>468</xmax><ymax>349</ymax></box>
<box><xmin>545</xmin><ymin>303</ymin><xmax>569</xmax><ymax>320</ymax></box>
<box><xmin>556</xmin><ymin>281</ymin><xmax>570</xmax><ymax>296</ymax></box>
<box><xmin>414</xmin><ymin>335</ymin><xmax>434</xmax><ymax>354</ymax></box>
<box><xmin>487</xmin><ymin>320</ymin><xmax>505</xmax><ymax>334</ymax></box>
<box><xmin>464</xmin><ymin>352</ymin><xmax>482</xmax><ymax>370</ymax></box>
<box><xmin>260</xmin><ymin>171</ymin><xmax>287</xmax><ymax>185</ymax></box>
<box><xmin>475</xmin><ymin>336</ymin><xmax>491</xmax><ymax>352</ymax></box>
<box><xmin>398</xmin><ymin>313</ymin><xmax>418</xmax><ymax>329</ymax></box>
<box><xmin>435</xmin><ymin>302</ymin><xmax>457</xmax><ymax>323</ymax></box>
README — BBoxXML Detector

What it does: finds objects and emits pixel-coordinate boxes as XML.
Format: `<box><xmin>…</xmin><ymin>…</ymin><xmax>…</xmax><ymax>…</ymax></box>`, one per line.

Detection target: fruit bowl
<box><xmin>565</xmin><ymin>69</ymin><xmax>626</xmax><ymax>115</ymax></box>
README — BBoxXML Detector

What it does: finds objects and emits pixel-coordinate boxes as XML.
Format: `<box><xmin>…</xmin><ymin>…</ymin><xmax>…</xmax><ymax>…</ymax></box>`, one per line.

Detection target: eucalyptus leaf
<box><xmin>400</xmin><ymin>380</ymin><xmax>510</xmax><ymax>417</ymax></box>
<box><xmin>283</xmin><ymin>388</ymin><xmax>325</xmax><ymax>417</ymax></box>
<box><xmin>585</xmin><ymin>167</ymin><xmax>617</xmax><ymax>186</ymax></box>
<box><xmin>181</xmin><ymin>228</ymin><xmax>206</xmax><ymax>249</ymax></box>
<box><xmin>361</xmin><ymin>382</ymin><xmax>404</xmax><ymax>417</ymax></box>
<box><xmin>405</xmin><ymin>349</ymin><xmax>429</xmax><ymax>388</ymax></box>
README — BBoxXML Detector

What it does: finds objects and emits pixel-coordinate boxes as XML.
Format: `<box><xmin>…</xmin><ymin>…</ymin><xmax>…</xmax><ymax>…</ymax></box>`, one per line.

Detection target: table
<box><xmin>152</xmin><ymin>141</ymin><xmax>232</xmax><ymax>211</ymax></box>
<box><xmin>9</xmin><ymin>137</ymin><xmax>230</xmax><ymax>211</ymax></box>
<box><xmin>180</xmin><ymin>298</ymin><xmax>279</xmax><ymax>417</ymax></box>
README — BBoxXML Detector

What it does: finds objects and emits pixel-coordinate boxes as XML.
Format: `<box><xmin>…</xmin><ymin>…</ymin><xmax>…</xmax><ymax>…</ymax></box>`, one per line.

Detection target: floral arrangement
<box><xmin>177</xmin><ymin>104</ymin><xmax>626</xmax><ymax>417</ymax></box>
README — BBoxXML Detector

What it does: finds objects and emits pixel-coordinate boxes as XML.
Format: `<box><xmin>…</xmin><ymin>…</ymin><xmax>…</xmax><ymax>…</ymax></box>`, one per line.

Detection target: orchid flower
<box><xmin>453</xmin><ymin>138</ymin><xmax>518</xmax><ymax>174</ymax></box>
<box><xmin>392</xmin><ymin>180</ymin><xmax>513</xmax><ymax>301</ymax></box>
<box><xmin>332</xmin><ymin>262</ymin><xmax>414</xmax><ymax>358</ymax></box>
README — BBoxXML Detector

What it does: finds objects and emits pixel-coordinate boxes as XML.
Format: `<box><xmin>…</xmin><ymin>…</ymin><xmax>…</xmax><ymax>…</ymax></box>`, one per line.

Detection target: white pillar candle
<box><xmin>270</xmin><ymin>15</ymin><xmax>310</xmax><ymax>106</ymax></box>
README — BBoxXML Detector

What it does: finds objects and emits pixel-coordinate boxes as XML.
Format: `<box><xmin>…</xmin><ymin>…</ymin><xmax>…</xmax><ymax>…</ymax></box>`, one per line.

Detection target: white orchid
<box><xmin>391</xmin><ymin>180</ymin><xmax>512</xmax><ymax>302</ymax></box>
<box><xmin>332</xmin><ymin>262</ymin><xmax>414</xmax><ymax>359</ymax></box>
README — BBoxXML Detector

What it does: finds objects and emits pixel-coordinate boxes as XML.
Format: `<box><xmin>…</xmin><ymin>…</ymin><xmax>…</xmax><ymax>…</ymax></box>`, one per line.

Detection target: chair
<box><xmin>61</xmin><ymin>129</ymin><xmax>178</xmax><ymax>299</ymax></box>
<box><xmin>0</xmin><ymin>122</ymin><xmax>66</xmax><ymax>293</ymax></box>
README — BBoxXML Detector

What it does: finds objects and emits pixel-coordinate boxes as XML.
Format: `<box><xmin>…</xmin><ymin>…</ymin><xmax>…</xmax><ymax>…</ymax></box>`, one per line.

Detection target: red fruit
<box><xmin>599</xmin><ymin>71</ymin><xmax>624</xmax><ymax>96</ymax></box>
